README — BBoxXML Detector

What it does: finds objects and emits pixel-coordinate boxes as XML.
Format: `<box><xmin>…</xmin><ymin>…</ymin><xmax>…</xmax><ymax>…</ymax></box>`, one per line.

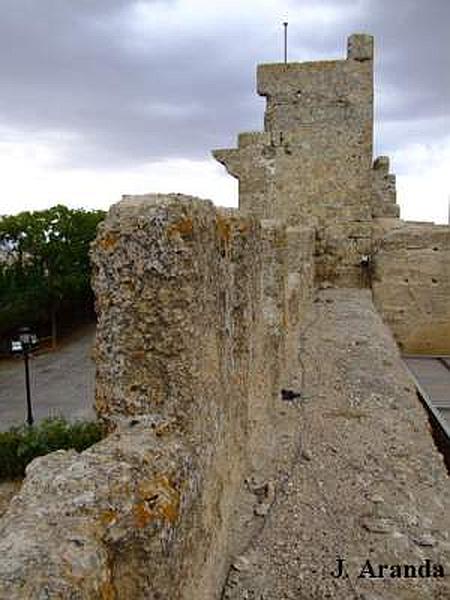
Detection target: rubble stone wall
<box><xmin>372</xmin><ymin>223</ymin><xmax>450</xmax><ymax>353</ymax></box>
<box><xmin>0</xmin><ymin>194</ymin><xmax>315</xmax><ymax>599</ymax></box>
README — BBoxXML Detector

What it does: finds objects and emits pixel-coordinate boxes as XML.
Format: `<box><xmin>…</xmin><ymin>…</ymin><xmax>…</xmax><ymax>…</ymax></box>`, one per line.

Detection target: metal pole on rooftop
<box><xmin>283</xmin><ymin>21</ymin><xmax>288</xmax><ymax>63</ymax></box>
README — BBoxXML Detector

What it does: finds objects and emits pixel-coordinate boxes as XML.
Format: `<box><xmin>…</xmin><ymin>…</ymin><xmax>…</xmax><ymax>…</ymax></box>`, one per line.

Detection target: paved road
<box><xmin>0</xmin><ymin>326</ymin><xmax>96</xmax><ymax>431</ymax></box>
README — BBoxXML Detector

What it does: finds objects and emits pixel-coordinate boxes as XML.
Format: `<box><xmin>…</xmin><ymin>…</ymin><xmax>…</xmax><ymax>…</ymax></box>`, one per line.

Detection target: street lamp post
<box><xmin>11</xmin><ymin>327</ymin><xmax>38</xmax><ymax>427</ymax></box>
<box><xmin>283</xmin><ymin>21</ymin><xmax>288</xmax><ymax>64</ymax></box>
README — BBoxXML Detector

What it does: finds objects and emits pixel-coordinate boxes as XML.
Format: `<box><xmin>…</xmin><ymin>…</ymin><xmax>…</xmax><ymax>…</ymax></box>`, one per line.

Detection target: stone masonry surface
<box><xmin>0</xmin><ymin>194</ymin><xmax>315</xmax><ymax>598</ymax></box>
<box><xmin>214</xmin><ymin>32</ymin><xmax>449</xmax><ymax>352</ymax></box>
<box><xmin>222</xmin><ymin>289</ymin><xmax>450</xmax><ymax>600</ymax></box>
<box><xmin>213</xmin><ymin>34</ymin><xmax>400</xmax><ymax>286</ymax></box>
<box><xmin>373</xmin><ymin>223</ymin><xmax>450</xmax><ymax>353</ymax></box>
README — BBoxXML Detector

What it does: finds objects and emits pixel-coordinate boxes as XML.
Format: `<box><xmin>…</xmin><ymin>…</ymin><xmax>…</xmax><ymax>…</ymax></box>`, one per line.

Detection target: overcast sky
<box><xmin>0</xmin><ymin>0</ymin><xmax>449</xmax><ymax>222</ymax></box>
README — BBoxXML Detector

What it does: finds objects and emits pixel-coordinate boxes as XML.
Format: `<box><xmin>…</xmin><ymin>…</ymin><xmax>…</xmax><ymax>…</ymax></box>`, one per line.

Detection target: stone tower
<box><xmin>214</xmin><ymin>34</ymin><xmax>399</xmax><ymax>284</ymax></box>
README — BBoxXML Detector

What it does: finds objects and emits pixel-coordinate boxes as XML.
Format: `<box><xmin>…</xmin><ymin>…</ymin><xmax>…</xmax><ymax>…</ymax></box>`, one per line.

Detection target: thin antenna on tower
<box><xmin>283</xmin><ymin>21</ymin><xmax>288</xmax><ymax>63</ymax></box>
<box><xmin>448</xmin><ymin>196</ymin><xmax>450</xmax><ymax>225</ymax></box>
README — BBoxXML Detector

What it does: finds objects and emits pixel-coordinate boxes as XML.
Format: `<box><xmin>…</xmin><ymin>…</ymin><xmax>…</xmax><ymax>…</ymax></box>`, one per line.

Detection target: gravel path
<box><xmin>0</xmin><ymin>325</ymin><xmax>96</xmax><ymax>431</ymax></box>
<box><xmin>223</xmin><ymin>289</ymin><xmax>450</xmax><ymax>600</ymax></box>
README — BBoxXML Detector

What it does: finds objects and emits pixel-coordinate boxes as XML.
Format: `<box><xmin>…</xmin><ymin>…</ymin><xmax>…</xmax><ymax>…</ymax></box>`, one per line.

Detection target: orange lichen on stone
<box><xmin>215</xmin><ymin>214</ymin><xmax>231</xmax><ymax>244</ymax></box>
<box><xmin>99</xmin><ymin>509</ymin><xmax>118</xmax><ymax>527</ymax></box>
<box><xmin>133</xmin><ymin>475</ymin><xmax>180</xmax><ymax>528</ymax></box>
<box><xmin>99</xmin><ymin>232</ymin><xmax>118</xmax><ymax>251</ymax></box>
<box><xmin>133</xmin><ymin>501</ymin><xmax>154</xmax><ymax>528</ymax></box>
<box><xmin>100</xmin><ymin>580</ymin><xmax>117</xmax><ymax>600</ymax></box>
<box><xmin>168</xmin><ymin>217</ymin><xmax>194</xmax><ymax>240</ymax></box>
<box><xmin>154</xmin><ymin>421</ymin><xmax>176</xmax><ymax>437</ymax></box>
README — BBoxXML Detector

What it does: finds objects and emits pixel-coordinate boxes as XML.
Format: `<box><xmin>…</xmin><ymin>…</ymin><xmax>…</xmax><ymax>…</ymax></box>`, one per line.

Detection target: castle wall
<box><xmin>0</xmin><ymin>194</ymin><xmax>315</xmax><ymax>599</ymax></box>
<box><xmin>214</xmin><ymin>34</ymin><xmax>389</xmax><ymax>286</ymax></box>
<box><xmin>373</xmin><ymin>223</ymin><xmax>450</xmax><ymax>353</ymax></box>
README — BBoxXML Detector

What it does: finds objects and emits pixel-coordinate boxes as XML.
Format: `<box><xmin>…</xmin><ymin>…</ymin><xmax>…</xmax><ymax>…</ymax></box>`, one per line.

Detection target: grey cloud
<box><xmin>0</xmin><ymin>0</ymin><xmax>260</xmax><ymax>166</ymax></box>
<box><xmin>0</xmin><ymin>0</ymin><xmax>448</xmax><ymax>170</ymax></box>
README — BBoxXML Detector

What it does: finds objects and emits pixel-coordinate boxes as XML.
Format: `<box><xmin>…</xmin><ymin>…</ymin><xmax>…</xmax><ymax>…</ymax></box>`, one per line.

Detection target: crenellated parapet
<box><xmin>372</xmin><ymin>155</ymin><xmax>400</xmax><ymax>218</ymax></box>
<box><xmin>257</xmin><ymin>33</ymin><xmax>373</xmax><ymax>145</ymax></box>
<box><xmin>214</xmin><ymin>34</ymin><xmax>376</xmax><ymax>285</ymax></box>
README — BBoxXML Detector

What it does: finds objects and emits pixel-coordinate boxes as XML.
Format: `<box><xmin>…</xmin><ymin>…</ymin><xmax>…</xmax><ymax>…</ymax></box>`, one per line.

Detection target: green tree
<box><xmin>0</xmin><ymin>205</ymin><xmax>105</xmax><ymax>347</ymax></box>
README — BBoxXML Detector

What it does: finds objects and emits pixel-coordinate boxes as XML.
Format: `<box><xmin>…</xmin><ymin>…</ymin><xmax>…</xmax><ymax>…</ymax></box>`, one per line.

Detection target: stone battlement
<box><xmin>215</xmin><ymin>34</ymin><xmax>377</xmax><ymax>285</ymax></box>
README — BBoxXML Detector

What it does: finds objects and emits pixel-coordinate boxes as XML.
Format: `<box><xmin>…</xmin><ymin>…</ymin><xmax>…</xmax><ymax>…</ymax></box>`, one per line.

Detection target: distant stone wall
<box><xmin>372</xmin><ymin>223</ymin><xmax>450</xmax><ymax>353</ymax></box>
<box><xmin>0</xmin><ymin>194</ymin><xmax>314</xmax><ymax>599</ymax></box>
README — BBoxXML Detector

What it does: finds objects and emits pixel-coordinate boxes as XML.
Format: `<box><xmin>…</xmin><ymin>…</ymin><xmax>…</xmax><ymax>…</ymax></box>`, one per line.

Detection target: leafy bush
<box><xmin>0</xmin><ymin>417</ymin><xmax>105</xmax><ymax>481</ymax></box>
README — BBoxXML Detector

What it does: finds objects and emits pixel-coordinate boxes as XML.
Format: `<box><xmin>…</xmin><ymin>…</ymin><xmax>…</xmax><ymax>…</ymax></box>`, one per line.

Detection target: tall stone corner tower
<box><xmin>213</xmin><ymin>33</ymin><xmax>400</xmax><ymax>285</ymax></box>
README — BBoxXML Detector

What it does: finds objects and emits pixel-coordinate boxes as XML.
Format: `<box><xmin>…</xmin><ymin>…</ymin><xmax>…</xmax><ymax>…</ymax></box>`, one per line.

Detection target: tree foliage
<box><xmin>0</xmin><ymin>204</ymin><xmax>105</xmax><ymax>341</ymax></box>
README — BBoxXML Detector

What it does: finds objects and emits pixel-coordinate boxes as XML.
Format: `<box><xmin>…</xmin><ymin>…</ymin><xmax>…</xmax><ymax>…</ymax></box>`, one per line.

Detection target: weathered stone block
<box><xmin>373</xmin><ymin>224</ymin><xmax>450</xmax><ymax>353</ymax></box>
<box><xmin>347</xmin><ymin>33</ymin><xmax>374</xmax><ymax>61</ymax></box>
<box><xmin>0</xmin><ymin>194</ymin><xmax>315</xmax><ymax>599</ymax></box>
